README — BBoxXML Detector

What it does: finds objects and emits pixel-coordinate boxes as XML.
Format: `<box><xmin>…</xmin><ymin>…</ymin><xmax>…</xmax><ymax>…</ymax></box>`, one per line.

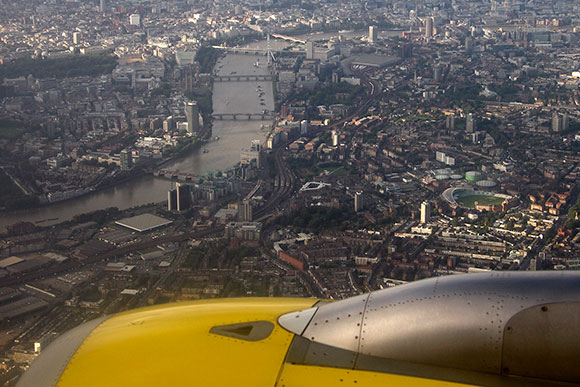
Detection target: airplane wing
<box><xmin>16</xmin><ymin>272</ymin><xmax>580</xmax><ymax>386</ymax></box>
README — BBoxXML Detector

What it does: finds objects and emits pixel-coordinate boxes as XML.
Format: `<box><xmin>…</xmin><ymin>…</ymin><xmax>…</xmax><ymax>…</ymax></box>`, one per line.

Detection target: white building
<box><xmin>129</xmin><ymin>14</ymin><xmax>141</xmax><ymax>26</ymax></box>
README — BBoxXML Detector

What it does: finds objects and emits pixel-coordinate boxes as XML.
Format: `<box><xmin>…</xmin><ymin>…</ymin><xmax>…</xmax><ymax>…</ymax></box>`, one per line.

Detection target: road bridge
<box><xmin>271</xmin><ymin>33</ymin><xmax>306</xmax><ymax>44</ymax></box>
<box><xmin>212</xmin><ymin>113</ymin><xmax>275</xmax><ymax>121</ymax></box>
<box><xmin>211</xmin><ymin>46</ymin><xmax>280</xmax><ymax>55</ymax></box>
<box><xmin>214</xmin><ymin>74</ymin><xmax>276</xmax><ymax>82</ymax></box>
<box><xmin>154</xmin><ymin>170</ymin><xmax>197</xmax><ymax>181</ymax></box>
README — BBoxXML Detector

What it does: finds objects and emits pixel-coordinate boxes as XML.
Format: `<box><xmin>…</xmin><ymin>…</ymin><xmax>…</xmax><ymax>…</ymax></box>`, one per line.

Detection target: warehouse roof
<box><xmin>115</xmin><ymin>214</ymin><xmax>172</xmax><ymax>233</ymax></box>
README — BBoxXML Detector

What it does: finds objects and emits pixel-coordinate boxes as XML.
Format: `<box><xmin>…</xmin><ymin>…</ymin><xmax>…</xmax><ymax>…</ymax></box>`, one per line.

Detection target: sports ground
<box><xmin>456</xmin><ymin>194</ymin><xmax>505</xmax><ymax>209</ymax></box>
<box><xmin>441</xmin><ymin>187</ymin><xmax>509</xmax><ymax>209</ymax></box>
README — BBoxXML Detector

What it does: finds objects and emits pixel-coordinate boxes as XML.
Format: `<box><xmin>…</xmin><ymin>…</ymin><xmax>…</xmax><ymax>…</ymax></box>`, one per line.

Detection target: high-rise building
<box><xmin>185</xmin><ymin>101</ymin><xmax>200</xmax><ymax>134</ymax></box>
<box><xmin>465</xmin><ymin>37</ymin><xmax>474</xmax><ymax>53</ymax></box>
<box><xmin>120</xmin><ymin>149</ymin><xmax>132</xmax><ymax>170</ymax></box>
<box><xmin>163</xmin><ymin>116</ymin><xmax>174</xmax><ymax>132</ymax></box>
<box><xmin>167</xmin><ymin>189</ymin><xmax>177</xmax><ymax>211</ymax></box>
<box><xmin>100</xmin><ymin>0</ymin><xmax>107</xmax><ymax>12</ymax></box>
<box><xmin>433</xmin><ymin>66</ymin><xmax>441</xmax><ymax>82</ymax></box>
<box><xmin>466</xmin><ymin>113</ymin><xmax>476</xmax><ymax>133</ymax></box>
<box><xmin>176</xmin><ymin>183</ymin><xmax>192</xmax><ymax>212</ymax></box>
<box><xmin>181</xmin><ymin>65</ymin><xmax>194</xmax><ymax>94</ymax></box>
<box><xmin>331</xmin><ymin>130</ymin><xmax>339</xmax><ymax>146</ymax></box>
<box><xmin>446</xmin><ymin>114</ymin><xmax>455</xmax><ymax>130</ymax></box>
<box><xmin>552</xmin><ymin>112</ymin><xmax>569</xmax><ymax>132</ymax></box>
<box><xmin>354</xmin><ymin>192</ymin><xmax>364</xmax><ymax>212</ymax></box>
<box><xmin>241</xmin><ymin>140</ymin><xmax>263</xmax><ymax>168</ymax></box>
<box><xmin>300</xmin><ymin>120</ymin><xmax>309</xmax><ymax>135</ymax></box>
<box><xmin>552</xmin><ymin>112</ymin><xmax>561</xmax><ymax>132</ymax></box>
<box><xmin>72</xmin><ymin>32</ymin><xmax>80</xmax><ymax>45</ymax></box>
<box><xmin>238</xmin><ymin>200</ymin><xmax>253</xmax><ymax>222</ymax></box>
<box><xmin>399</xmin><ymin>43</ymin><xmax>413</xmax><ymax>59</ymax></box>
<box><xmin>563</xmin><ymin>114</ymin><xmax>569</xmax><ymax>131</ymax></box>
<box><xmin>369</xmin><ymin>26</ymin><xmax>377</xmax><ymax>43</ymax></box>
<box><xmin>420</xmin><ymin>201</ymin><xmax>431</xmax><ymax>224</ymax></box>
<box><xmin>306</xmin><ymin>41</ymin><xmax>314</xmax><ymax>60</ymax></box>
<box><xmin>425</xmin><ymin>17</ymin><xmax>434</xmax><ymax>38</ymax></box>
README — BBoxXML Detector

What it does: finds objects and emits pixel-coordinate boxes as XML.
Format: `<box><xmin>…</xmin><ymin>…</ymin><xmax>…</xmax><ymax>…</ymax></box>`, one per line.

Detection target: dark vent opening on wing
<box><xmin>210</xmin><ymin>321</ymin><xmax>274</xmax><ymax>341</ymax></box>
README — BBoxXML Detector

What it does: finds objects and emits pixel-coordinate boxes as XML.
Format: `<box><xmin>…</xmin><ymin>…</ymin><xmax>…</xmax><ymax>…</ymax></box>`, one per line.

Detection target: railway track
<box><xmin>254</xmin><ymin>143</ymin><xmax>296</xmax><ymax>220</ymax></box>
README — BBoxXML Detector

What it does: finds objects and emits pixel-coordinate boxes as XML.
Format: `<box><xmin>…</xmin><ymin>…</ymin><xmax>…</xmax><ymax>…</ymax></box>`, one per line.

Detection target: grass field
<box><xmin>457</xmin><ymin>194</ymin><xmax>505</xmax><ymax>208</ymax></box>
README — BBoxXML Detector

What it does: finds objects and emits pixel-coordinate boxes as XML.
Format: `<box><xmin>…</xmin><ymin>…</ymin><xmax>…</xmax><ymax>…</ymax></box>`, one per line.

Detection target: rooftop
<box><xmin>0</xmin><ymin>256</ymin><xmax>24</xmax><ymax>269</ymax></box>
<box><xmin>115</xmin><ymin>213</ymin><xmax>173</xmax><ymax>233</ymax></box>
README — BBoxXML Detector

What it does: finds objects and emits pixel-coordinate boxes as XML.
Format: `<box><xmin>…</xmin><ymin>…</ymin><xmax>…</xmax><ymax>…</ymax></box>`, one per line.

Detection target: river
<box><xmin>0</xmin><ymin>29</ymin><xmax>402</xmax><ymax>230</ymax></box>
<box><xmin>242</xmin><ymin>29</ymin><xmax>404</xmax><ymax>51</ymax></box>
<box><xmin>0</xmin><ymin>53</ymin><xmax>274</xmax><ymax>229</ymax></box>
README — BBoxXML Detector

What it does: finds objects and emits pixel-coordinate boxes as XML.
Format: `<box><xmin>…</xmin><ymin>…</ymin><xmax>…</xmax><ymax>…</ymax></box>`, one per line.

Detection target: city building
<box><xmin>436</xmin><ymin>151</ymin><xmax>456</xmax><ymax>166</ymax></box>
<box><xmin>446</xmin><ymin>114</ymin><xmax>455</xmax><ymax>130</ymax></box>
<box><xmin>129</xmin><ymin>14</ymin><xmax>141</xmax><ymax>26</ymax></box>
<box><xmin>552</xmin><ymin>112</ymin><xmax>568</xmax><ymax>133</ymax></box>
<box><xmin>300</xmin><ymin>120</ymin><xmax>309</xmax><ymax>135</ymax></box>
<box><xmin>425</xmin><ymin>17</ymin><xmax>434</xmax><ymax>38</ymax></box>
<box><xmin>354</xmin><ymin>192</ymin><xmax>364</xmax><ymax>212</ymax></box>
<box><xmin>176</xmin><ymin>182</ymin><xmax>192</xmax><ymax>212</ymax></box>
<box><xmin>306</xmin><ymin>41</ymin><xmax>314</xmax><ymax>60</ymax></box>
<box><xmin>465</xmin><ymin>37</ymin><xmax>474</xmax><ymax>53</ymax></box>
<box><xmin>119</xmin><ymin>149</ymin><xmax>132</xmax><ymax>171</ymax></box>
<box><xmin>167</xmin><ymin>188</ymin><xmax>177</xmax><ymax>211</ymax></box>
<box><xmin>421</xmin><ymin>201</ymin><xmax>431</xmax><ymax>224</ymax></box>
<box><xmin>369</xmin><ymin>26</ymin><xmax>377</xmax><ymax>43</ymax></box>
<box><xmin>115</xmin><ymin>214</ymin><xmax>173</xmax><ymax>233</ymax></box>
<box><xmin>466</xmin><ymin>113</ymin><xmax>477</xmax><ymax>133</ymax></box>
<box><xmin>399</xmin><ymin>43</ymin><xmax>413</xmax><ymax>59</ymax></box>
<box><xmin>99</xmin><ymin>0</ymin><xmax>107</xmax><ymax>12</ymax></box>
<box><xmin>163</xmin><ymin>116</ymin><xmax>174</xmax><ymax>132</ymax></box>
<box><xmin>225</xmin><ymin>222</ymin><xmax>262</xmax><ymax>240</ymax></box>
<box><xmin>240</xmin><ymin>140</ymin><xmax>263</xmax><ymax>168</ymax></box>
<box><xmin>238</xmin><ymin>200</ymin><xmax>253</xmax><ymax>222</ymax></box>
<box><xmin>331</xmin><ymin>130</ymin><xmax>339</xmax><ymax>146</ymax></box>
<box><xmin>185</xmin><ymin>101</ymin><xmax>200</xmax><ymax>134</ymax></box>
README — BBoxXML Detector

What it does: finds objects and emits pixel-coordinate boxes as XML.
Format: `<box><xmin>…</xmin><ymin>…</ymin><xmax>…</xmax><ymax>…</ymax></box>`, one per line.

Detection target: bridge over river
<box><xmin>212</xmin><ymin>113</ymin><xmax>276</xmax><ymax>121</ymax></box>
<box><xmin>214</xmin><ymin>74</ymin><xmax>276</xmax><ymax>82</ymax></box>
